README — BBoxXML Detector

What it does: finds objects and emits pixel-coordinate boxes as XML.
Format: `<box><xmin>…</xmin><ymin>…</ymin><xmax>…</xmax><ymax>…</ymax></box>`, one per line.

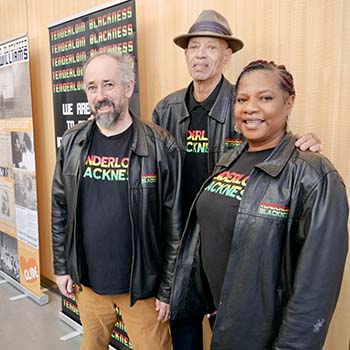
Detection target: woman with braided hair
<box><xmin>170</xmin><ymin>60</ymin><xmax>348</xmax><ymax>349</ymax></box>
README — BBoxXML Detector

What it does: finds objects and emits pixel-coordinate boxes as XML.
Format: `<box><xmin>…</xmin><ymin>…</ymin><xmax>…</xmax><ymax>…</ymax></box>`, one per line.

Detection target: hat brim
<box><xmin>173</xmin><ymin>32</ymin><xmax>244</xmax><ymax>53</ymax></box>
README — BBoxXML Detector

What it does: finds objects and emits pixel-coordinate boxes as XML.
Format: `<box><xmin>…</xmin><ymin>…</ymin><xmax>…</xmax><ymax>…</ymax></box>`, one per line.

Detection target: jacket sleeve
<box><xmin>156</xmin><ymin>136</ymin><xmax>183</xmax><ymax>303</ymax></box>
<box><xmin>51</xmin><ymin>144</ymin><xmax>69</xmax><ymax>276</ymax></box>
<box><xmin>273</xmin><ymin>170</ymin><xmax>348</xmax><ymax>349</ymax></box>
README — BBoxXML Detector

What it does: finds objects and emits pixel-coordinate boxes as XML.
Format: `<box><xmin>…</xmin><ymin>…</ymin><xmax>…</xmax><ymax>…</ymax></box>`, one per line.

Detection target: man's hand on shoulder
<box><xmin>295</xmin><ymin>132</ymin><xmax>323</xmax><ymax>152</ymax></box>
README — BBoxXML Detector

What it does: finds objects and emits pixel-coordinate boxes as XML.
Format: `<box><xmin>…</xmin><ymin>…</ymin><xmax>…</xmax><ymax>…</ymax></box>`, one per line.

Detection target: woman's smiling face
<box><xmin>234</xmin><ymin>69</ymin><xmax>295</xmax><ymax>151</ymax></box>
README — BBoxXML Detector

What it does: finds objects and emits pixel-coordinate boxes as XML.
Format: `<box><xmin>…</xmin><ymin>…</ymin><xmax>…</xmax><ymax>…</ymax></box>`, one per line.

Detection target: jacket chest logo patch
<box><xmin>141</xmin><ymin>173</ymin><xmax>157</xmax><ymax>184</ymax></box>
<box><xmin>225</xmin><ymin>138</ymin><xmax>243</xmax><ymax>148</ymax></box>
<box><xmin>259</xmin><ymin>202</ymin><xmax>289</xmax><ymax>219</ymax></box>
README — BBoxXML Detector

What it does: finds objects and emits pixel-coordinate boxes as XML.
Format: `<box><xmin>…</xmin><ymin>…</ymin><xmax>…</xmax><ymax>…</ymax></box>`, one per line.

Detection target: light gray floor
<box><xmin>0</xmin><ymin>279</ymin><xmax>82</xmax><ymax>350</ymax></box>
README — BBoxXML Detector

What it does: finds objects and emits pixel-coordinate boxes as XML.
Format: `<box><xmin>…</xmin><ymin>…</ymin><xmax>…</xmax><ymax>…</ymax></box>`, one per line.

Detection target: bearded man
<box><xmin>52</xmin><ymin>52</ymin><xmax>182</xmax><ymax>350</ymax></box>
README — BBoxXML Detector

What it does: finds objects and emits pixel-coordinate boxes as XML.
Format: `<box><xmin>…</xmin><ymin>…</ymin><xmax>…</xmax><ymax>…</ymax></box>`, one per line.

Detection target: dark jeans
<box><xmin>170</xmin><ymin>316</ymin><xmax>204</xmax><ymax>350</ymax></box>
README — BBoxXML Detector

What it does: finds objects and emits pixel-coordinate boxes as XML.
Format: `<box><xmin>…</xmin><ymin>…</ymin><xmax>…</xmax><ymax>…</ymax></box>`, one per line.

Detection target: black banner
<box><xmin>49</xmin><ymin>1</ymin><xmax>139</xmax><ymax>348</ymax></box>
<box><xmin>49</xmin><ymin>0</ymin><xmax>139</xmax><ymax>148</ymax></box>
<box><xmin>62</xmin><ymin>295</ymin><xmax>133</xmax><ymax>349</ymax></box>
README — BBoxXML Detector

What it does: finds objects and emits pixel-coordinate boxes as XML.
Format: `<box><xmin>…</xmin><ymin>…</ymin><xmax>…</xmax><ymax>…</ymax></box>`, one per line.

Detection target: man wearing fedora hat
<box><xmin>153</xmin><ymin>9</ymin><xmax>321</xmax><ymax>350</ymax></box>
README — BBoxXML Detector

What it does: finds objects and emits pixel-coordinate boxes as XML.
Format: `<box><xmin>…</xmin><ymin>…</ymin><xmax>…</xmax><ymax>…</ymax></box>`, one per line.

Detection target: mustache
<box><xmin>95</xmin><ymin>98</ymin><xmax>115</xmax><ymax>110</ymax></box>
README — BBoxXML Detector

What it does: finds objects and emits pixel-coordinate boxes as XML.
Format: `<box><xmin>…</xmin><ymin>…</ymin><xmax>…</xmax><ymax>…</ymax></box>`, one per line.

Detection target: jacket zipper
<box><xmin>127</xmin><ymin>149</ymin><xmax>135</xmax><ymax>306</ymax></box>
<box><xmin>74</xmin><ymin>138</ymin><xmax>90</xmax><ymax>289</ymax></box>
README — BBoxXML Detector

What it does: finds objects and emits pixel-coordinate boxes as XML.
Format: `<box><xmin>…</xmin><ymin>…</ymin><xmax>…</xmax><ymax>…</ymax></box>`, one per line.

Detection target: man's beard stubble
<box><xmin>94</xmin><ymin>97</ymin><xmax>124</xmax><ymax>128</ymax></box>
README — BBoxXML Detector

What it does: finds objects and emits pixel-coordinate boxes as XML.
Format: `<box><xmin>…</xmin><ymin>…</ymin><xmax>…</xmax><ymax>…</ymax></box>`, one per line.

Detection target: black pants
<box><xmin>170</xmin><ymin>316</ymin><xmax>204</xmax><ymax>350</ymax></box>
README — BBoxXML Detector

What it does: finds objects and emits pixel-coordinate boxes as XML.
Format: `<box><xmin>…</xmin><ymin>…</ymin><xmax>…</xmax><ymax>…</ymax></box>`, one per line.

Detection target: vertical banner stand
<box><xmin>48</xmin><ymin>1</ymin><xmax>138</xmax><ymax>349</ymax></box>
<box><xmin>0</xmin><ymin>33</ymin><xmax>48</xmax><ymax>307</ymax></box>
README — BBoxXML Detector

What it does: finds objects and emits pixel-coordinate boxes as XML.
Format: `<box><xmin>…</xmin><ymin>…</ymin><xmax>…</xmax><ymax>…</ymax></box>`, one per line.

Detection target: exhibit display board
<box><xmin>0</xmin><ymin>34</ymin><xmax>47</xmax><ymax>304</ymax></box>
<box><xmin>48</xmin><ymin>1</ymin><xmax>139</xmax><ymax>348</ymax></box>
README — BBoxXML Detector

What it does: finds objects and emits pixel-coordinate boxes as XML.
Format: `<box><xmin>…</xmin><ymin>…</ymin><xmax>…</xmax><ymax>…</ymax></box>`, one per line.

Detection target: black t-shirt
<box><xmin>196</xmin><ymin>148</ymin><xmax>273</xmax><ymax>307</ymax></box>
<box><xmin>78</xmin><ymin>125</ymin><xmax>134</xmax><ymax>295</ymax></box>
<box><xmin>182</xmin><ymin>78</ymin><xmax>223</xmax><ymax>215</ymax></box>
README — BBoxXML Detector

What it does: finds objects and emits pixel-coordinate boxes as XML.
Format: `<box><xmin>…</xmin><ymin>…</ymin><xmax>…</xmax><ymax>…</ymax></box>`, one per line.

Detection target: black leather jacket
<box><xmin>171</xmin><ymin>133</ymin><xmax>348</xmax><ymax>349</ymax></box>
<box><xmin>152</xmin><ymin>76</ymin><xmax>243</xmax><ymax>171</ymax></box>
<box><xmin>52</xmin><ymin>115</ymin><xmax>182</xmax><ymax>305</ymax></box>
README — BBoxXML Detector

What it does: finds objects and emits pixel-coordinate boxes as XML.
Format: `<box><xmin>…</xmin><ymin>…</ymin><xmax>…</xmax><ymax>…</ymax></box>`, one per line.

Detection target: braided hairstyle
<box><xmin>235</xmin><ymin>60</ymin><xmax>296</xmax><ymax>98</ymax></box>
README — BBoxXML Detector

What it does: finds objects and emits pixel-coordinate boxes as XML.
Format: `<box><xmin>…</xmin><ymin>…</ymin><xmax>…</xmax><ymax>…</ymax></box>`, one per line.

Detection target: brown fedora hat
<box><xmin>173</xmin><ymin>9</ymin><xmax>244</xmax><ymax>53</ymax></box>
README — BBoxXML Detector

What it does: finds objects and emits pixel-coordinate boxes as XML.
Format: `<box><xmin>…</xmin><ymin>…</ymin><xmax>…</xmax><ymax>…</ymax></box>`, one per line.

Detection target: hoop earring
<box><xmin>234</xmin><ymin>122</ymin><xmax>242</xmax><ymax>134</ymax></box>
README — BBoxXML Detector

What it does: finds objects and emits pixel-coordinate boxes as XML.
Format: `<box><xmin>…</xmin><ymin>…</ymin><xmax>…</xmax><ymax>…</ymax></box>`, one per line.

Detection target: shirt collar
<box><xmin>187</xmin><ymin>75</ymin><xmax>224</xmax><ymax>113</ymax></box>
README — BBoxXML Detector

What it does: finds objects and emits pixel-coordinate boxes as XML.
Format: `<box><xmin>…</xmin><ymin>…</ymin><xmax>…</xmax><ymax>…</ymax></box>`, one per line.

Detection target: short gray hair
<box><xmin>83</xmin><ymin>51</ymin><xmax>135</xmax><ymax>86</ymax></box>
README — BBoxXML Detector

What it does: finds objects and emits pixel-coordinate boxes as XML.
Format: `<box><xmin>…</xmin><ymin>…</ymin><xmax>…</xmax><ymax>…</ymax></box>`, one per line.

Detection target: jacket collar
<box><xmin>216</xmin><ymin>133</ymin><xmax>296</xmax><ymax>178</ymax></box>
<box><xmin>179</xmin><ymin>89</ymin><xmax>191</xmax><ymax>123</ymax></box>
<box><xmin>179</xmin><ymin>75</ymin><xmax>233</xmax><ymax>123</ymax></box>
<box><xmin>187</xmin><ymin>76</ymin><xmax>223</xmax><ymax>113</ymax></box>
<box><xmin>208</xmin><ymin>76</ymin><xmax>234</xmax><ymax>123</ymax></box>
<box><xmin>74</xmin><ymin>120</ymin><xmax>96</xmax><ymax>146</ymax></box>
<box><xmin>129</xmin><ymin>111</ymin><xmax>148</xmax><ymax>157</ymax></box>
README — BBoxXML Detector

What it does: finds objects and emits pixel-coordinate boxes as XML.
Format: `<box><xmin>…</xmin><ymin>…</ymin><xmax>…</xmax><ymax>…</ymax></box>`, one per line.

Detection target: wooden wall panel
<box><xmin>0</xmin><ymin>1</ymin><xmax>349</xmax><ymax>349</ymax></box>
<box><xmin>0</xmin><ymin>0</ymin><xmax>28</xmax><ymax>42</ymax></box>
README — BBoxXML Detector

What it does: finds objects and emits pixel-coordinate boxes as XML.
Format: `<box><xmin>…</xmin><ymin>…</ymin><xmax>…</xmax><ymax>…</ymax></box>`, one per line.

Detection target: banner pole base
<box><xmin>0</xmin><ymin>270</ymin><xmax>49</xmax><ymax>305</ymax></box>
<box><xmin>9</xmin><ymin>293</ymin><xmax>28</xmax><ymax>301</ymax></box>
<box><xmin>59</xmin><ymin>311</ymin><xmax>116</xmax><ymax>349</ymax></box>
<box><xmin>60</xmin><ymin>330</ymin><xmax>81</xmax><ymax>341</ymax></box>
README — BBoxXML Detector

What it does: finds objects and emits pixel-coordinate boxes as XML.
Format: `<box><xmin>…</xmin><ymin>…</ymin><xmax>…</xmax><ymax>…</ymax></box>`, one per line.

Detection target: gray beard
<box><xmin>95</xmin><ymin>110</ymin><xmax>120</xmax><ymax>128</ymax></box>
